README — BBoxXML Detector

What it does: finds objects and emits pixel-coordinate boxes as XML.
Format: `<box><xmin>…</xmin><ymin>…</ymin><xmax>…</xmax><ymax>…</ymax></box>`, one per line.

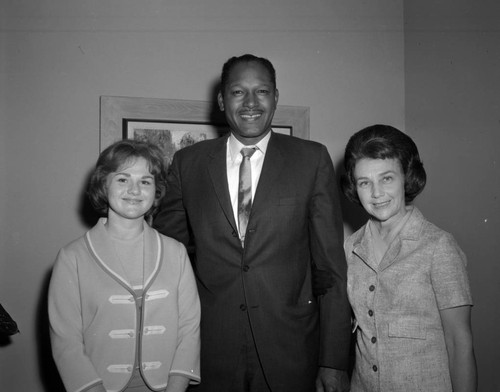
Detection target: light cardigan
<box><xmin>49</xmin><ymin>218</ymin><xmax>200</xmax><ymax>392</ymax></box>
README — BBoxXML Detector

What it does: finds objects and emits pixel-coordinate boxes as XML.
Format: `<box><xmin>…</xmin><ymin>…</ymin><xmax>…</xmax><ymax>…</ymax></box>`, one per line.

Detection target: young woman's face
<box><xmin>106</xmin><ymin>157</ymin><xmax>156</xmax><ymax>223</ymax></box>
<box><xmin>354</xmin><ymin>158</ymin><xmax>407</xmax><ymax>226</ymax></box>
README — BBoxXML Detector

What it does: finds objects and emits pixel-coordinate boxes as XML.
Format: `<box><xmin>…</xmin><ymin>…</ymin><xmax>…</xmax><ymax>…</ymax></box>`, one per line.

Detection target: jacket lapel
<box><xmin>352</xmin><ymin>225</ymin><xmax>379</xmax><ymax>271</ymax></box>
<box><xmin>378</xmin><ymin>238</ymin><xmax>403</xmax><ymax>271</ymax></box>
<box><xmin>352</xmin><ymin>207</ymin><xmax>425</xmax><ymax>272</ymax></box>
<box><xmin>251</xmin><ymin>133</ymin><xmax>285</xmax><ymax>215</ymax></box>
<box><xmin>207</xmin><ymin>136</ymin><xmax>238</xmax><ymax>233</ymax></box>
<box><xmin>378</xmin><ymin>207</ymin><xmax>423</xmax><ymax>271</ymax></box>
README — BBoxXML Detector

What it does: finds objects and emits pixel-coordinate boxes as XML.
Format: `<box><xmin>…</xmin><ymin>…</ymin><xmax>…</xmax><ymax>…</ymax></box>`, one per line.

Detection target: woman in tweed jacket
<box><xmin>341</xmin><ymin>125</ymin><xmax>477</xmax><ymax>392</ymax></box>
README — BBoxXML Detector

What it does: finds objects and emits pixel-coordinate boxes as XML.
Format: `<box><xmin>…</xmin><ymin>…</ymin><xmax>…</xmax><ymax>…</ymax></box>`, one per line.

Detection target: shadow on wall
<box><xmin>78</xmin><ymin>168</ymin><xmax>102</xmax><ymax>229</ymax></box>
<box><xmin>37</xmin><ymin>269</ymin><xmax>66</xmax><ymax>392</ymax></box>
<box><xmin>36</xmin><ymin>170</ymin><xmax>100</xmax><ymax>392</ymax></box>
<box><xmin>0</xmin><ymin>334</ymin><xmax>13</xmax><ymax>347</ymax></box>
<box><xmin>335</xmin><ymin>158</ymin><xmax>368</xmax><ymax>234</ymax></box>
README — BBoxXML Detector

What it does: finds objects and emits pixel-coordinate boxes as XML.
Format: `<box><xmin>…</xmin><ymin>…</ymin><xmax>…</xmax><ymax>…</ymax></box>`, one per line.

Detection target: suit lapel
<box><xmin>251</xmin><ymin>133</ymin><xmax>285</xmax><ymax>214</ymax></box>
<box><xmin>207</xmin><ymin>136</ymin><xmax>238</xmax><ymax>233</ymax></box>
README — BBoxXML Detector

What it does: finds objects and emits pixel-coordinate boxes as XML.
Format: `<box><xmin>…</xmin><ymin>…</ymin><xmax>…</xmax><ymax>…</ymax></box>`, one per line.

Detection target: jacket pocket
<box><xmin>388</xmin><ymin>320</ymin><xmax>426</xmax><ymax>340</ymax></box>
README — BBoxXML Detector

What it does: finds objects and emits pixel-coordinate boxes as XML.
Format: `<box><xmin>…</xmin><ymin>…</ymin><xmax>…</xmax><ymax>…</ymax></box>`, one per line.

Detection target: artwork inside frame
<box><xmin>100</xmin><ymin>96</ymin><xmax>310</xmax><ymax>167</ymax></box>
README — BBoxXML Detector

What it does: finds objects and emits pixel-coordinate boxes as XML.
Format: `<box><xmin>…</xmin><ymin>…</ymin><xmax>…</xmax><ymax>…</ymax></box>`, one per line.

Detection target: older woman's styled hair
<box><xmin>341</xmin><ymin>124</ymin><xmax>426</xmax><ymax>205</ymax></box>
<box><xmin>87</xmin><ymin>139</ymin><xmax>168</xmax><ymax>218</ymax></box>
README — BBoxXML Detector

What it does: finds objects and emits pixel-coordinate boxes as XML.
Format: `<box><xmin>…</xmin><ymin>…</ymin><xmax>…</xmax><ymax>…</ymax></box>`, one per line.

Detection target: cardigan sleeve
<box><xmin>168</xmin><ymin>242</ymin><xmax>201</xmax><ymax>384</ymax></box>
<box><xmin>48</xmin><ymin>246</ymin><xmax>103</xmax><ymax>392</ymax></box>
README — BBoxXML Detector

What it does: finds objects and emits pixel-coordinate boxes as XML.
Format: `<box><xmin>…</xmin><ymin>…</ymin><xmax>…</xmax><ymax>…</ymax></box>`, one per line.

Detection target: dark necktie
<box><xmin>238</xmin><ymin>147</ymin><xmax>257</xmax><ymax>246</ymax></box>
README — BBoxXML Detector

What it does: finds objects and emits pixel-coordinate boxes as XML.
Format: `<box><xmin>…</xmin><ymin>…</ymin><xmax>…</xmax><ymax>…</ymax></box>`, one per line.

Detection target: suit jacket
<box><xmin>154</xmin><ymin>132</ymin><xmax>351</xmax><ymax>392</ymax></box>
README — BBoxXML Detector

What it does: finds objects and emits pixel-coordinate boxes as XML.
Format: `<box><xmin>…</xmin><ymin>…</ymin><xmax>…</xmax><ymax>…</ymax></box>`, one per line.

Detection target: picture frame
<box><xmin>100</xmin><ymin>96</ymin><xmax>310</xmax><ymax>166</ymax></box>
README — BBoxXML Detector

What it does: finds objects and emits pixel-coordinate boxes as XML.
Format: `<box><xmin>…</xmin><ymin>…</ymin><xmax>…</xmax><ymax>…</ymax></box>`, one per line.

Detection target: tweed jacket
<box><xmin>345</xmin><ymin>207</ymin><xmax>472</xmax><ymax>392</ymax></box>
<box><xmin>49</xmin><ymin>219</ymin><xmax>200</xmax><ymax>392</ymax></box>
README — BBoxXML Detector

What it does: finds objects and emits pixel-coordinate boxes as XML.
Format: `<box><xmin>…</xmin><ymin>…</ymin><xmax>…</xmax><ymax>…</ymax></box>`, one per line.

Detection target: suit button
<box><xmin>369</xmin><ymin>285</ymin><xmax>375</xmax><ymax>291</ymax></box>
<box><xmin>371</xmin><ymin>336</ymin><xmax>377</xmax><ymax>344</ymax></box>
<box><xmin>242</xmin><ymin>265</ymin><xmax>250</xmax><ymax>272</ymax></box>
<box><xmin>368</xmin><ymin>310</ymin><xmax>374</xmax><ymax>317</ymax></box>
<box><xmin>239</xmin><ymin>304</ymin><xmax>247</xmax><ymax>311</ymax></box>
<box><xmin>232</xmin><ymin>231</ymin><xmax>238</xmax><ymax>238</ymax></box>
<box><xmin>372</xmin><ymin>365</ymin><xmax>378</xmax><ymax>372</ymax></box>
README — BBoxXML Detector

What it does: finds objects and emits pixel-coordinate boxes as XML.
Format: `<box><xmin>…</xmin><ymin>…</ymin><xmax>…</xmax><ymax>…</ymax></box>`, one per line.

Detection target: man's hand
<box><xmin>315</xmin><ymin>367</ymin><xmax>350</xmax><ymax>392</ymax></box>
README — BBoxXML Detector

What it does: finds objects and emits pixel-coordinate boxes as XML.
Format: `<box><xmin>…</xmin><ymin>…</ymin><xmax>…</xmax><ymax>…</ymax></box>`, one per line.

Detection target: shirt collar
<box><xmin>228</xmin><ymin>130</ymin><xmax>272</xmax><ymax>162</ymax></box>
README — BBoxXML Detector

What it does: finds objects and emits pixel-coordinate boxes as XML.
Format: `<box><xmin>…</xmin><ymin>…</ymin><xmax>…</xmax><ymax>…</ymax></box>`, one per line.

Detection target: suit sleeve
<box><xmin>310</xmin><ymin>145</ymin><xmax>352</xmax><ymax>369</ymax></box>
<box><xmin>153</xmin><ymin>153</ymin><xmax>192</xmax><ymax>251</ymax></box>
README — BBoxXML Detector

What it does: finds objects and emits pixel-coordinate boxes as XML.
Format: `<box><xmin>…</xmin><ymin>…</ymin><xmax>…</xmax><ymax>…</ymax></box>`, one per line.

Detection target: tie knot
<box><xmin>240</xmin><ymin>147</ymin><xmax>256</xmax><ymax>159</ymax></box>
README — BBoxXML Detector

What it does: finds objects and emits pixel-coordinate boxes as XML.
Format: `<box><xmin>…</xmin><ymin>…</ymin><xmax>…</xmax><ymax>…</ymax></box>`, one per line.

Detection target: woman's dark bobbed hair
<box><xmin>341</xmin><ymin>124</ymin><xmax>426</xmax><ymax>205</ymax></box>
<box><xmin>87</xmin><ymin>139</ymin><xmax>168</xmax><ymax>219</ymax></box>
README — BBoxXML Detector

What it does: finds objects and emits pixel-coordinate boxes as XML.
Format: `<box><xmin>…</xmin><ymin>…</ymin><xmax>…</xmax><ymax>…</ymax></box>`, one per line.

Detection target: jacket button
<box><xmin>371</xmin><ymin>336</ymin><xmax>377</xmax><ymax>344</ymax></box>
<box><xmin>368</xmin><ymin>310</ymin><xmax>374</xmax><ymax>317</ymax></box>
<box><xmin>369</xmin><ymin>285</ymin><xmax>375</xmax><ymax>291</ymax></box>
<box><xmin>242</xmin><ymin>265</ymin><xmax>250</xmax><ymax>272</ymax></box>
<box><xmin>240</xmin><ymin>304</ymin><xmax>247</xmax><ymax>311</ymax></box>
<box><xmin>372</xmin><ymin>365</ymin><xmax>378</xmax><ymax>372</ymax></box>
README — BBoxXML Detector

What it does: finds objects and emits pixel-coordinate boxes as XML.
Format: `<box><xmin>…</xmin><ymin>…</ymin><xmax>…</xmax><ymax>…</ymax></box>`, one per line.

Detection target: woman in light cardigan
<box><xmin>49</xmin><ymin>140</ymin><xmax>200</xmax><ymax>392</ymax></box>
<box><xmin>341</xmin><ymin>125</ymin><xmax>477</xmax><ymax>392</ymax></box>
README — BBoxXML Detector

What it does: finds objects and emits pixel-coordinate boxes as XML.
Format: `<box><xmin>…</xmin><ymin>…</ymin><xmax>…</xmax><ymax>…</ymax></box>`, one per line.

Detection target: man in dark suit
<box><xmin>153</xmin><ymin>54</ymin><xmax>351</xmax><ymax>392</ymax></box>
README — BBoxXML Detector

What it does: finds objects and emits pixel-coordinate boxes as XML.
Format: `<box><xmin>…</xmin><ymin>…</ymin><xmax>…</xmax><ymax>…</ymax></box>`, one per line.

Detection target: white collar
<box><xmin>227</xmin><ymin>131</ymin><xmax>271</xmax><ymax>163</ymax></box>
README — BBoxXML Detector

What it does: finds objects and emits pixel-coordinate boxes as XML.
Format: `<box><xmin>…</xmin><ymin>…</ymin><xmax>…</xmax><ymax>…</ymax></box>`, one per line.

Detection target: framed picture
<box><xmin>100</xmin><ymin>96</ymin><xmax>309</xmax><ymax>167</ymax></box>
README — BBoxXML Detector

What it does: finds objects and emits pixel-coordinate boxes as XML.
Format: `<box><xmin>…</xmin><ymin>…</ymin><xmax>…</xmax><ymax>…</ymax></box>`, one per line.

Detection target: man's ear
<box><xmin>217</xmin><ymin>91</ymin><xmax>225</xmax><ymax>111</ymax></box>
<box><xmin>274</xmin><ymin>89</ymin><xmax>279</xmax><ymax>107</ymax></box>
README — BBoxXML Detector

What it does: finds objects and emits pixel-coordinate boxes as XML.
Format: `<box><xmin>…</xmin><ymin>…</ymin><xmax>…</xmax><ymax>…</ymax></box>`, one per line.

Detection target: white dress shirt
<box><xmin>226</xmin><ymin>131</ymin><xmax>271</xmax><ymax>236</ymax></box>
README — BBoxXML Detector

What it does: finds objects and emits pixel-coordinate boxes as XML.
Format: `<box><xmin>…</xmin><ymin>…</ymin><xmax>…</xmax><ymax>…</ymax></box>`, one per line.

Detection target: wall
<box><xmin>0</xmin><ymin>1</ymin><xmax>404</xmax><ymax>390</ymax></box>
<box><xmin>404</xmin><ymin>1</ymin><xmax>500</xmax><ymax>391</ymax></box>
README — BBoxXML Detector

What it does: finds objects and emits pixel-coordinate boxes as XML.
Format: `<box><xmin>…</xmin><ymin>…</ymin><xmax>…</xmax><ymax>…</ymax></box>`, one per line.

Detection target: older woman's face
<box><xmin>354</xmin><ymin>158</ymin><xmax>407</xmax><ymax>226</ymax></box>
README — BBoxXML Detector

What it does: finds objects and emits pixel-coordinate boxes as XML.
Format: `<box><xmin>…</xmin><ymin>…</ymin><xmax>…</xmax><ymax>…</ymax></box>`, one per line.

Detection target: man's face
<box><xmin>218</xmin><ymin>61</ymin><xmax>279</xmax><ymax>145</ymax></box>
